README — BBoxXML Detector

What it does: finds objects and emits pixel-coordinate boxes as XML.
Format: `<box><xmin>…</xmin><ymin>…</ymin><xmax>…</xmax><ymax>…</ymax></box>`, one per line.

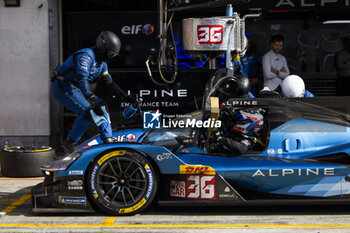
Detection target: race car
<box><xmin>32</xmin><ymin>97</ymin><xmax>350</xmax><ymax>215</ymax></box>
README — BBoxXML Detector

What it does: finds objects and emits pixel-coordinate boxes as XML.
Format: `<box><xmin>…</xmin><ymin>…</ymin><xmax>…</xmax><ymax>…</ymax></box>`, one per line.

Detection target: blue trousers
<box><xmin>52</xmin><ymin>80</ymin><xmax>112</xmax><ymax>142</ymax></box>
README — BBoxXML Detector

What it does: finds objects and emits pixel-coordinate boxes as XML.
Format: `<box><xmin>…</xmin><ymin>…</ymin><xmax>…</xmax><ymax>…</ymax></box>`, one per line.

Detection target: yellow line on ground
<box><xmin>0</xmin><ymin>224</ymin><xmax>350</xmax><ymax>228</ymax></box>
<box><xmin>1</xmin><ymin>193</ymin><xmax>31</xmax><ymax>213</ymax></box>
<box><xmin>102</xmin><ymin>217</ymin><xmax>117</xmax><ymax>225</ymax></box>
<box><xmin>0</xmin><ymin>199</ymin><xmax>30</xmax><ymax>202</ymax></box>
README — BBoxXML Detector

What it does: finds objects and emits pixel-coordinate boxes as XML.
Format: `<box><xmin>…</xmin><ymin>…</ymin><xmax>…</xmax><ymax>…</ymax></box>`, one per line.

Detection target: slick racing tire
<box><xmin>0</xmin><ymin>146</ymin><xmax>55</xmax><ymax>177</ymax></box>
<box><xmin>87</xmin><ymin>149</ymin><xmax>158</xmax><ymax>215</ymax></box>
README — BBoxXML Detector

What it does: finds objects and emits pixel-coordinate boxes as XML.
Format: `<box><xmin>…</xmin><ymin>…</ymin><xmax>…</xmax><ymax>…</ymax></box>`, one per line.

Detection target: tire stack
<box><xmin>0</xmin><ymin>146</ymin><xmax>56</xmax><ymax>177</ymax></box>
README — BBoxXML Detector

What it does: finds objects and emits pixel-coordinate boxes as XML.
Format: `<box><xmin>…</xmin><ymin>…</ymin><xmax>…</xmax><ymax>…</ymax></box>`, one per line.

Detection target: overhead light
<box><xmin>4</xmin><ymin>0</ymin><xmax>20</xmax><ymax>7</ymax></box>
<box><xmin>323</xmin><ymin>20</ymin><xmax>350</xmax><ymax>24</ymax></box>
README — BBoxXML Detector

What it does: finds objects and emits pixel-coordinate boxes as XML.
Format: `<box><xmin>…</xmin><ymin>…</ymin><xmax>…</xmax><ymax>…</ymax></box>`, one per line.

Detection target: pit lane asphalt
<box><xmin>1</xmin><ymin>177</ymin><xmax>350</xmax><ymax>233</ymax></box>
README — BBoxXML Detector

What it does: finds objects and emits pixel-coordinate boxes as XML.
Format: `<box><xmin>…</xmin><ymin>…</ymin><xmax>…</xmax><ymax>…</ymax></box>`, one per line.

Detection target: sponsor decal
<box><xmin>68</xmin><ymin>186</ymin><xmax>83</xmax><ymax>190</ymax></box>
<box><xmin>110</xmin><ymin>134</ymin><xmax>136</xmax><ymax>142</ymax></box>
<box><xmin>59</xmin><ymin>196</ymin><xmax>86</xmax><ymax>205</ymax></box>
<box><xmin>68</xmin><ymin>180</ymin><xmax>83</xmax><ymax>186</ymax></box>
<box><xmin>98</xmin><ymin>150</ymin><xmax>126</xmax><ymax>165</ymax></box>
<box><xmin>80</xmin><ymin>55</ymin><xmax>90</xmax><ymax>61</ymax></box>
<box><xmin>218</xmin><ymin>186</ymin><xmax>236</xmax><ymax>199</ymax></box>
<box><xmin>126</xmin><ymin>133</ymin><xmax>136</xmax><ymax>142</ymax></box>
<box><xmin>156</xmin><ymin>153</ymin><xmax>173</xmax><ymax>161</ymax></box>
<box><xmin>143</xmin><ymin>110</ymin><xmax>161</xmax><ymax>129</ymax></box>
<box><xmin>222</xmin><ymin>100</ymin><xmax>258</xmax><ymax>107</ymax></box>
<box><xmin>180</xmin><ymin>165</ymin><xmax>216</xmax><ymax>175</ymax></box>
<box><xmin>122</xmin><ymin>89</ymin><xmax>188</xmax><ymax>109</ymax></box>
<box><xmin>267</xmin><ymin>149</ymin><xmax>275</xmax><ymax>155</ymax></box>
<box><xmin>121</xmin><ymin>24</ymin><xmax>154</xmax><ymax>35</ymax></box>
<box><xmin>113</xmin><ymin>135</ymin><xmax>126</xmax><ymax>142</ymax></box>
<box><xmin>69</xmin><ymin>170</ymin><xmax>84</xmax><ymax>175</ymax></box>
<box><xmin>142</xmin><ymin>24</ymin><xmax>154</xmax><ymax>35</ymax></box>
<box><xmin>187</xmin><ymin>175</ymin><xmax>215</xmax><ymax>200</ymax></box>
<box><xmin>82</xmin><ymin>139</ymin><xmax>98</xmax><ymax>148</ymax></box>
<box><xmin>68</xmin><ymin>180</ymin><xmax>83</xmax><ymax>190</ymax></box>
<box><xmin>252</xmin><ymin>168</ymin><xmax>335</xmax><ymax>177</ymax></box>
<box><xmin>219</xmin><ymin>193</ymin><xmax>236</xmax><ymax>199</ymax></box>
<box><xmin>144</xmin><ymin>164</ymin><xmax>153</xmax><ymax>200</ymax></box>
<box><xmin>197</xmin><ymin>25</ymin><xmax>223</xmax><ymax>44</ymax></box>
<box><xmin>127</xmin><ymin>89</ymin><xmax>188</xmax><ymax>98</ymax></box>
<box><xmin>118</xmin><ymin>198</ymin><xmax>147</xmax><ymax>214</ymax></box>
<box><xmin>170</xmin><ymin>181</ymin><xmax>186</xmax><ymax>198</ymax></box>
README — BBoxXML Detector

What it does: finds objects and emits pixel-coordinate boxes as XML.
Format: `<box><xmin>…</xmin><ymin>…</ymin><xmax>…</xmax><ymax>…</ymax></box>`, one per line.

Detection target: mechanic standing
<box><xmin>51</xmin><ymin>31</ymin><xmax>136</xmax><ymax>152</ymax></box>
<box><xmin>262</xmin><ymin>34</ymin><xmax>290</xmax><ymax>91</ymax></box>
<box><xmin>236</xmin><ymin>34</ymin><xmax>263</xmax><ymax>97</ymax></box>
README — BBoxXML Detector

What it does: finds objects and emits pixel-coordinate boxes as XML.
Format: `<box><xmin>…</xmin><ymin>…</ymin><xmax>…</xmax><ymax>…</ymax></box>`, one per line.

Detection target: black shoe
<box><xmin>103</xmin><ymin>137</ymin><xmax>118</xmax><ymax>144</ymax></box>
<box><xmin>62</xmin><ymin>138</ymin><xmax>78</xmax><ymax>153</ymax></box>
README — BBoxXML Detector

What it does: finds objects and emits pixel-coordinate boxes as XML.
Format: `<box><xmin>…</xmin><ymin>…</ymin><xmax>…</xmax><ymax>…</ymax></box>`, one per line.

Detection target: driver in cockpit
<box><xmin>207</xmin><ymin>106</ymin><xmax>266</xmax><ymax>155</ymax></box>
<box><xmin>204</xmin><ymin>75</ymin><xmax>266</xmax><ymax>155</ymax></box>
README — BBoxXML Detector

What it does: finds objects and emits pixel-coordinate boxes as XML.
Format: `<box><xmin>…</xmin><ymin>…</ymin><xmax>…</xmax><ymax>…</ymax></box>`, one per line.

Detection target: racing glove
<box><xmin>87</xmin><ymin>94</ymin><xmax>104</xmax><ymax>116</ymax></box>
<box><xmin>123</xmin><ymin>95</ymin><xmax>138</xmax><ymax>108</ymax></box>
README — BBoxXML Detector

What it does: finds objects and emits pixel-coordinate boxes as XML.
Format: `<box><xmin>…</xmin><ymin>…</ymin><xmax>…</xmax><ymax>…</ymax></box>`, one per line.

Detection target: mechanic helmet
<box><xmin>281</xmin><ymin>75</ymin><xmax>305</xmax><ymax>98</ymax></box>
<box><xmin>96</xmin><ymin>31</ymin><xmax>121</xmax><ymax>60</ymax></box>
<box><xmin>214</xmin><ymin>77</ymin><xmax>239</xmax><ymax>103</ymax></box>
<box><xmin>231</xmin><ymin>108</ymin><xmax>264</xmax><ymax>135</ymax></box>
<box><xmin>236</xmin><ymin>76</ymin><xmax>251</xmax><ymax>98</ymax></box>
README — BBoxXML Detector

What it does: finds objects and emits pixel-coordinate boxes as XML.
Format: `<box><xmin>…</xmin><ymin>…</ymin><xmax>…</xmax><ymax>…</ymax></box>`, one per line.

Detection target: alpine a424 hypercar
<box><xmin>32</xmin><ymin>97</ymin><xmax>350</xmax><ymax>215</ymax></box>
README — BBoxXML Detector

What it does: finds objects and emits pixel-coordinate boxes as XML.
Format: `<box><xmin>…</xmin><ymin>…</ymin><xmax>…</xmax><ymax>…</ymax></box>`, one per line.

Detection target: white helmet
<box><xmin>281</xmin><ymin>75</ymin><xmax>305</xmax><ymax>98</ymax></box>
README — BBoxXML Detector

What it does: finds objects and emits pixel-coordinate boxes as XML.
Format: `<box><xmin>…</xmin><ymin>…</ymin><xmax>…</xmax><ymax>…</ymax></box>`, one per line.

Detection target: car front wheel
<box><xmin>87</xmin><ymin>149</ymin><xmax>157</xmax><ymax>215</ymax></box>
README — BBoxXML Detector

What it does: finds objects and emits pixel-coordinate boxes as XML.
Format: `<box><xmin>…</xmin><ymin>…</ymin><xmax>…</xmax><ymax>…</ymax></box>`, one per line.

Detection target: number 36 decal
<box><xmin>187</xmin><ymin>175</ymin><xmax>216</xmax><ymax>200</ymax></box>
<box><xmin>197</xmin><ymin>25</ymin><xmax>223</xmax><ymax>44</ymax></box>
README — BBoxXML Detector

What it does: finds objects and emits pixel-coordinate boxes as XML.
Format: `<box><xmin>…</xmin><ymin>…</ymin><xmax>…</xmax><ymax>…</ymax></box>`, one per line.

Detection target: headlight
<box><xmin>41</xmin><ymin>152</ymin><xmax>82</xmax><ymax>171</ymax></box>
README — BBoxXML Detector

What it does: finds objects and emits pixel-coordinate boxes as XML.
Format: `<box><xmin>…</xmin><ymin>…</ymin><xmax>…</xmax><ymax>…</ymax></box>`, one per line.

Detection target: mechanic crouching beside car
<box><xmin>51</xmin><ymin>31</ymin><xmax>137</xmax><ymax>153</ymax></box>
<box><xmin>280</xmin><ymin>75</ymin><xmax>314</xmax><ymax>98</ymax></box>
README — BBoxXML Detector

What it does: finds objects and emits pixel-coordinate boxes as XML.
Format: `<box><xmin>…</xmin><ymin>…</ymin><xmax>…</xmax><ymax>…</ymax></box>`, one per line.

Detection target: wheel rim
<box><xmin>96</xmin><ymin>157</ymin><xmax>148</xmax><ymax>208</ymax></box>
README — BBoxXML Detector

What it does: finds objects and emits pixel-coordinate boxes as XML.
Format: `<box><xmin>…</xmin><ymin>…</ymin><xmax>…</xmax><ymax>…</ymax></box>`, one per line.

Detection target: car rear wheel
<box><xmin>86</xmin><ymin>149</ymin><xmax>157</xmax><ymax>215</ymax></box>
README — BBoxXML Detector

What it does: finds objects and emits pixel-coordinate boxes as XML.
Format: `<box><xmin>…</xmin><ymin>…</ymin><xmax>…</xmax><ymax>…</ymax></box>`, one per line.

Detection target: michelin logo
<box><xmin>59</xmin><ymin>196</ymin><xmax>86</xmax><ymax>205</ymax></box>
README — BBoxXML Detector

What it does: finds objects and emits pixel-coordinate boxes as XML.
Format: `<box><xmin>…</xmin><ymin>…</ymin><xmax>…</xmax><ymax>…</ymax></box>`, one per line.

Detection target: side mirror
<box><xmin>259</xmin><ymin>87</ymin><xmax>280</xmax><ymax>98</ymax></box>
<box><xmin>175</xmin><ymin>136</ymin><xmax>194</xmax><ymax>147</ymax></box>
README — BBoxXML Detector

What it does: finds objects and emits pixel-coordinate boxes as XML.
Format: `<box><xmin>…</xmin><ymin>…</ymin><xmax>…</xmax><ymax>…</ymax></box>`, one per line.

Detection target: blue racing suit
<box><xmin>52</xmin><ymin>47</ymin><xmax>114</xmax><ymax>142</ymax></box>
<box><xmin>246</xmin><ymin>92</ymin><xmax>255</xmax><ymax>98</ymax></box>
<box><xmin>304</xmin><ymin>90</ymin><xmax>315</xmax><ymax>97</ymax></box>
<box><xmin>280</xmin><ymin>90</ymin><xmax>315</xmax><ymax>98</ymax></box>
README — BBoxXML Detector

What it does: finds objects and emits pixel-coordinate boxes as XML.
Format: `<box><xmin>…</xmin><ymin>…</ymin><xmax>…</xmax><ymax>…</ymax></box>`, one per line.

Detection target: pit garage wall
<box><xmin>0</xmin><ymin>0</ymin><xmax>60</xmax><ymax>146</ymax></box>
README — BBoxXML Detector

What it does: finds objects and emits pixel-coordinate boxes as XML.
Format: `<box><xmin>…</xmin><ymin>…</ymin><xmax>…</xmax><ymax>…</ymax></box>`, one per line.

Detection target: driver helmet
<box><xmin>231</xmin><ymin>108</ymin><xmax>264</xmax><ymax>135</ymax></box>
<box><xmin>281</xmin><ymin>75</ymin><xmax>305</xmax><ymax>98</ymax></box>
<box><xmin>216</xmin><ymin>75</ymin><xmax>251</xmax><ymax>101</ymax></box>
<box><xmin>215</xmin><ymin>77</ymin><xmax>239</xmax><ymax>103</ymax></box>
<box><xmin>96</xmin><ymin>31</ymin><xmax>121</xmax><ymax>60</ymax></box>
<box><xmin>236</xmin><ymin>76</ymin><xmax>251</xmax><ymax>98</ymax></box>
